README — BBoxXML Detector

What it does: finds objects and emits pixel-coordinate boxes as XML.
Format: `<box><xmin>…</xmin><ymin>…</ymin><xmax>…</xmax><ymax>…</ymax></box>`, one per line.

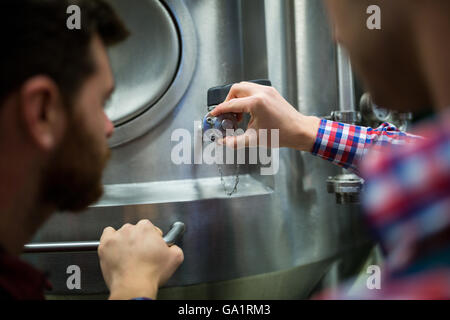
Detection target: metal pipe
<box><xmin>336</xmin><ymin>45</ymin><xmax>356</xmax><ymax>112</ymax></box>
<box><xmin>23</xmin><ymin>222</ymin><xmax>185</xmax><ymax>254</ymax></box>
<box><xmin>327</xmin><ymin>45</ymin><xmax>364</xmax><ymax>205</ymax></box>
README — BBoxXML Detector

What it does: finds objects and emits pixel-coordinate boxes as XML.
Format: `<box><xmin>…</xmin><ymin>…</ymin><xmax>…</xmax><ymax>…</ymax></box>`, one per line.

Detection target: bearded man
<box><xmin>0</xmin><ymin>0</ymin><xmax>183</xmax><ymax>300</ymax></box>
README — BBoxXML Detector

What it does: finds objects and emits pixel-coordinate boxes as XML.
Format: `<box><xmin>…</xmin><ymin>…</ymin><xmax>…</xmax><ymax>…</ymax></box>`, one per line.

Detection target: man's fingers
<box><xmin>210</xmin><ymin>96</ymin><xmax>255</xmax><ymax>117</ymax></box>
<box><xmin>224</xmin><ymin>82</ymin><xmax>265</xmax><ymax>102</ymax></box>
<box><xmin>155</xmin><ymin>226</ymin><xmax>163</xmax><ymax>237</ymax></box>
<box><xmin>136</xmin><ymin>219</ymin><xmax>162</xmax><ymax>236</ymax></box>
<box><xmin>118</xmin><ymin>223</ymin><xmax>133</xmax><ymax>232</ymax></box>
<box><xmin>169</xmin><ymin>245</ymin><xmax>184</xmax><ymax>265</ymax></box>
<box><xmin>210</xmin><ymin>81</ymin><xmax>270</xmax><ymax>117</ymax></box>
<box><xmin>100</xmin><ymin>226</ymin><xmax>116</xmax><ymax>243</ymax></box>
<box><xmin>137</xmin><ymin>219</ymin><xmax>153</xmax><ymax>227</ymax></box>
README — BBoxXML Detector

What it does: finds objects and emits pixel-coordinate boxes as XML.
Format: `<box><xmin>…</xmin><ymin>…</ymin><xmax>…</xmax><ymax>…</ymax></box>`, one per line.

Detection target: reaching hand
<box><xmin>210</xmin><ymin>82</ymin><xmax>320</xmax><ymax>151</ymax></box>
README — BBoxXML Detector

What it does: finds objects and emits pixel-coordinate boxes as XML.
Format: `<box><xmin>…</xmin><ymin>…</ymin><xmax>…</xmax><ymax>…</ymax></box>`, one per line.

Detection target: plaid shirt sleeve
<box><xmin>313</xmin><ymin>111</ymin><xmax>450</xmax><ymax>300</ymax></box>
<box><xmin>310</xmin><ymin>119</ymin><xmax>420</xmax><ymax>174</ymax></box>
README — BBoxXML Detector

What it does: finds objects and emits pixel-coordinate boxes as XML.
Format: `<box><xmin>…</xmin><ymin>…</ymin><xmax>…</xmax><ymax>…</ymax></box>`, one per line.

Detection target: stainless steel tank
<box><xmin>23</xmin><ymin>0</ymin><xmax>373</xmax><ymax>299</ymax></box>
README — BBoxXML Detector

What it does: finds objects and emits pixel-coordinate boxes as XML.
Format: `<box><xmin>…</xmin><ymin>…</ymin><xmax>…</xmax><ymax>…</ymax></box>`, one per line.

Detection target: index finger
<box><xmin>209</xmin><ymin>96</ymin><xmax>256</xmax><ymax>117</ymax></box>
<box><xmin>224</xmin><ymin>82</ymin><xmax>266</xmax><ymax>102</ymax></box>
<box><xmin>99</xmin><ymin>226</ymin><xmax>116</xmax><ymax>243</ymax></box>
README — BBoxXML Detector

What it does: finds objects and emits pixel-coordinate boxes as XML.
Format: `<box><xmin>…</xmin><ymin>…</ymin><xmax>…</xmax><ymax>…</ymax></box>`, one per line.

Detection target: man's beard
<box><xmin>40</xmin><ymin>117</ymin><xmax>111</xmax><ymax>213</ymax></box>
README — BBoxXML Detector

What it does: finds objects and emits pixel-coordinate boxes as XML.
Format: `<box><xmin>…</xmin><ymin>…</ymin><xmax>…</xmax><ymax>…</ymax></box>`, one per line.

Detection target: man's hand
<box><xmin>210</xmin><ymin>82</ymin><xmax>321</xmax><ymax>151</ymax></box>
<box><xmin>98</xmin><ymin>219</ymin><xmax>184</xmax><ymax>300</ymax></box>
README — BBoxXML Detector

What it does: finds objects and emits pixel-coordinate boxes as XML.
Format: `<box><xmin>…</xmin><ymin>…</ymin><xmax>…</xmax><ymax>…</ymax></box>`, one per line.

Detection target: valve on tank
<box><xmin>201</xmin><ymin>79</ymin><xmax>272</xmax><ymax>196</ymax></box>
<box><xmin>202</xmin><ymin>80</ymin><xmax>272</xmax><ymax>142</ymax></box>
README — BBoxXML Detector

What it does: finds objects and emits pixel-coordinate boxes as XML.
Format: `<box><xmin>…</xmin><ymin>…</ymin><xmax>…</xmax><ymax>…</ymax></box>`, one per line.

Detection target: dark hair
<box><xmin>0</xmin><ymin>0</ymin><xmax>129</xmax><ymax>106</ymax></box>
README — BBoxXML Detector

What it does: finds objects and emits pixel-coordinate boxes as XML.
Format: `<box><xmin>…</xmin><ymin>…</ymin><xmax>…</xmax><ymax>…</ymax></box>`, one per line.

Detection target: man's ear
<box><xmin>18</xmin><ymin>76</ymin><xmax>67</xmax><ymax>152</ymax></box>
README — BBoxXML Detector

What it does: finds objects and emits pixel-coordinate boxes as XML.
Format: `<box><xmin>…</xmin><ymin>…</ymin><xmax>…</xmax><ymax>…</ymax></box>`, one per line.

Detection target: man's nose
<box><xmin>104</xmin><ymin>111</ymin><xmax>115</xmax><ymax>139</ymax></box>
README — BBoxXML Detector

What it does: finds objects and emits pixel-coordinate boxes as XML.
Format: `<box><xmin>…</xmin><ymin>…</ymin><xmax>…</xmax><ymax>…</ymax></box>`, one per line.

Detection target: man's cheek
<box><xmin>84</xmin><ymin>107</ymin><xmax>103</xmax><ymax>133</ymax></box>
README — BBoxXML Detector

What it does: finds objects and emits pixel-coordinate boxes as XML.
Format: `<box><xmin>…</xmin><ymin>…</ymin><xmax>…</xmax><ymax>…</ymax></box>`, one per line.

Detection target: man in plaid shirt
<box><xmin>211</xmin><ymin>0</ymin><xmax>450</xmax><ymax>299</ymax></box>
<box><xmin>310</xmin><ymin>116</ymin><xmax>450</xmax><ymax>299</ymax></box>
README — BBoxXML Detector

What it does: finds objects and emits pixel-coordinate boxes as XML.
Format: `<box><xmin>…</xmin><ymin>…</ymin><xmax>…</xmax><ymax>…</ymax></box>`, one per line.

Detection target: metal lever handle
<box><xmin>23</xmin><ymin>221</ymin><xmax>186</xmax><ymax>254</ymax></box>
<box><xmin>162</xmin><ymin>221</ymin><xmax>185</xmax><ymax>246</ymax></box>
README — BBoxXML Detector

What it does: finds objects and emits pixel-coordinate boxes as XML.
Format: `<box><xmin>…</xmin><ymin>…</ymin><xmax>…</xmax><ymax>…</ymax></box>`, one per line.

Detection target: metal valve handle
<box><xmin>161</xmin><ymin>221</ymin><xmax>186</xmax><ymax>246</ymax></box>
<box><xmin>203</xmin><ymin>79</ymin><xmax>272</xmax><ymax>142</ymax></box>
<box><xmin>23</xmin><ymin>221</ymin><xmax>186</xmax><ymax>253</ymax></box>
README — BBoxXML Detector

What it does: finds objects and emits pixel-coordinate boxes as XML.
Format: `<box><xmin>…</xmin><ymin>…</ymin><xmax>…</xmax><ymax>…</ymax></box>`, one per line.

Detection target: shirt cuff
<box><xmin>311</xmin><ymin>119</ymin><xmax>365</xmax><ymax>172</ymax></box>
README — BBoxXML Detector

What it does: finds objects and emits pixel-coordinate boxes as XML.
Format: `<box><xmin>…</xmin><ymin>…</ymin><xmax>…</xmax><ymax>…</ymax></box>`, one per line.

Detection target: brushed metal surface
<box><xmin>107</xmin><ymin>0</ymin><xmax>197</xmax><ymax>147</ymax></box>
<box><xmin>105</xmin><ymin>0</ymin><xmax>180</xmax><ymax>126</ymax></box>
<box><xmin>23</xmin><ymin>0</ymin><xmax>371</xmax><ymax>298</ymax></box>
